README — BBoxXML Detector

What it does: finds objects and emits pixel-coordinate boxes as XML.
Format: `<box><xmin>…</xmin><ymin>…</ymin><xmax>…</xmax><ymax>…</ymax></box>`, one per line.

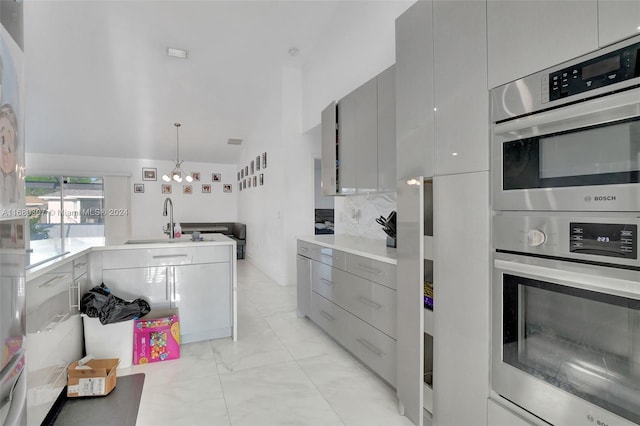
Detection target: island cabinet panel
<box><xmin>100</xmin><ymin>244</ymin><xmax>234</xmax><ymax>344</ymax></box>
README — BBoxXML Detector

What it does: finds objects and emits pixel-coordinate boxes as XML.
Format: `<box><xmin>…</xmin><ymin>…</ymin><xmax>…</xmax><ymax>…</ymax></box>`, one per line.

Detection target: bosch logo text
<box><xmin>585</xmin><ymin>196</ymin><xmax>616</xmax><ymax>202</ymax></box>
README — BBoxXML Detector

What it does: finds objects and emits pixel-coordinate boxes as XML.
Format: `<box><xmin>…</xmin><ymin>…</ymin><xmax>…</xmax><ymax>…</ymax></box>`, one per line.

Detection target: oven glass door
<box><xmin>503</xmin><ymin>116</ymin><xmax>640</xmax><ymax>190</ymax></box>
<box><xmin>502</xmin><ymin>271</ymin><xmax>640</xmax><ymax>424</ymax></box>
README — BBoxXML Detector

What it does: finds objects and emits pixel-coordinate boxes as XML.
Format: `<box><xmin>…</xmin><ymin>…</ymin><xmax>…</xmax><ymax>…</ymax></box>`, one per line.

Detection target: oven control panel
<box><xmin>493</xmin><ymin>213</ymin><xmax>640</xmax><ymax>267</ymax></box>
<box><xmin>547</xmin><ymin>40</ymin><xmax>640</xmax><ymax>101</ymax></box>
<box><xmin>569</xmin><ymin>222</ymin><xmax>637</xmax><ymax>259</ymax></box>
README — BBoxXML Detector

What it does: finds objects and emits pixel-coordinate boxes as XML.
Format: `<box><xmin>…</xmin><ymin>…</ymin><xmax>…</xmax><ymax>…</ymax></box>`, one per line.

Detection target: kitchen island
<box><xmin>92</xmin><ymin>234</ymin><xmax>238</xmax><ymax>343</ymax></box>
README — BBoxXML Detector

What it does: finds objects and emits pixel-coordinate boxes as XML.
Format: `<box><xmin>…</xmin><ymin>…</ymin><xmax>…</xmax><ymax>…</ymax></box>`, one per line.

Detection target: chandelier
<box><xmin>162</xmin><ymin>122</ymin><xmax>193</xmax><ymax>183</ymax></box>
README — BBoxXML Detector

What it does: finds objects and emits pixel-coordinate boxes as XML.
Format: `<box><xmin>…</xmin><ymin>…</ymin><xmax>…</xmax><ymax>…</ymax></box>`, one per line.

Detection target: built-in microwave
<box><xmin>491</xmin><ymin>35</ymin><xmax>640</xmax><ymax>212</ymax></box>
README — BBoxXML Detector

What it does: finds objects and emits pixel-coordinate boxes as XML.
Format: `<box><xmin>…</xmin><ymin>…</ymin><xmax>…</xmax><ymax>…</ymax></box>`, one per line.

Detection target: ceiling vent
<box><xmin>167</xmin><ymin>47</ymin><xmax>189</xmax><ymax>59</ymax></box>
<box><xmin>227</xmin><ymin>138</ymin><xmax>243</xmax><ymax>145</ymax></box>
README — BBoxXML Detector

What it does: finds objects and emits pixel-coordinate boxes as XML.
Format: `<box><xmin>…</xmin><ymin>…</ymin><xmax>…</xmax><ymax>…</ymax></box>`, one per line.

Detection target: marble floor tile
<box><xmin>132</xmin><ymin>260</ymin><xmax>410</xmax><ymax>426</ymax></box>
<box><xmin>265</xmin><ymin>311</ymin><xmax>348</xmax><ymax>361</ymax></box>
<box><xmin>219</xmin><ymin>360</ymin><xmax>345</xmax><ymax>426</ymax></box>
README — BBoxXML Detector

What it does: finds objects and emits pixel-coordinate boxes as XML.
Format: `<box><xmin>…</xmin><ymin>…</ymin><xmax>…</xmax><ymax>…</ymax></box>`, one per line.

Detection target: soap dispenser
<box><xmin>174</xmin><ymin>223</ymin><xmax>182</xmax><ymax>238</ymax></box>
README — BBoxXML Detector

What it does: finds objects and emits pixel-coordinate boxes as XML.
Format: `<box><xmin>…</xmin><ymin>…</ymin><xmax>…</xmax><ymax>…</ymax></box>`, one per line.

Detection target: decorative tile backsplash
<box><xmin>334</xmin><ymin>192</ymin><xmax>397</xmax><ymax>240</ymax></box>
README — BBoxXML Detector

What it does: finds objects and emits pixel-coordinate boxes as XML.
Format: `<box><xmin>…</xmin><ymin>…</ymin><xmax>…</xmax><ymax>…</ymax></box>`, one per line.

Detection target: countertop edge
<box><xmin>297</xmin><ymin>235</ymin><xmax>397</xmax><ymax>265</ymax></box>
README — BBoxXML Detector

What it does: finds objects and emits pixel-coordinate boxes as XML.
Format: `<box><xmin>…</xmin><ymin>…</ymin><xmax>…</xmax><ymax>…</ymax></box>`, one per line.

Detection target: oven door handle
<box><xmin>494</xmin><ymin>258</ymin><xmax>640</xmax><ymax>300</ymax></box>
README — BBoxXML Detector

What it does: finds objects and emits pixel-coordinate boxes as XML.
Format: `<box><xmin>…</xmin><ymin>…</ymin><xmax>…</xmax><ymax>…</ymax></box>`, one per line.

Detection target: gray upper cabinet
<box><xmin>321</xmin><ymin>102</ymin><xmax>338</xmax><ymax>196</ymax></box>
<box><xmin>339</xmin><ymin>76</ymin><xmax>378</xmax><ymax>194</ymax></box>
<box><xmin>395</xmin><ymin>0</ymin><xmax>435</xmax><ymax>180</ymax></box>
<box><xmin>321</xmin><ymin>66</ymin><xmax>396</xmax><ymax>195</ymax></box>
<box><xmin>598</xmin><ymin>0</ymin><xmax>640</xmax><ymax>47</ymax></box>
<box><xmin>377</xmin><ymin>65</ymin><xmax>397</xmax><ymax>192</ymax></box>
<box><xmin>433</xmin><ymin>0</ymin><xmax>488</xmax><ymax>176</ymax></box>
<box><xmin>487</xmin><ymin>0</ymin><xmax>598</xmax><ymax>89</ymax></box>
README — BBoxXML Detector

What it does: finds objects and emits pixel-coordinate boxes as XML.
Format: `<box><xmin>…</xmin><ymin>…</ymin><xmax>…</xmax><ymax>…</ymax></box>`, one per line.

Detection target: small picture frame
<box><xmin>256</xmin><ymin>155</ymin><xmax>261</xmax><ymax>171</ymax></box>
<box><xmin>191</xmin><ymin>172</ymin><xmax>201</xmax><ymax>181</ymax></box>
<box><xmin>134</xmin><ymin>183</ymin><xmax>145</xmax><ymax>193</ymax></box>
<box><xmin>243</xmin><ymin>179</ymin><xmax>246</xmax><ymax>189</ymax></box>
<box><xmin>241</xmin><ymin>169</ymin><xmax>244</xmax><ymax>179</ymax></box>
<box><xmin>183</xmin><ymin>185</ymin><xmax>193</xmax><ymax>194</ymax></box>
<box><xmin>223</xmin><ymin>184</ymin><xmax>232</xmax><ymax>193</ymax></box>
<box><xmin>237</xmin><ymin>172</ymin><xmax>241</xmax><ymax>181</ymax></box>
<box><xmin>253</xmin><ymin>175</ymin><xmax>257</xmax><ymax>187</ymax></box>
<box><xmin>259</xmin><ymin>173</ymin><xmax>264</xmax><ymax>186</ymax></box>
<box><xmin>245</xmin><ymin>165</ymin><xmax>249</xmax><ymax>176</ymax></box>
<box><xmin>248</xmin><ymin>177</ymin><xmax>252</xmax><ymax>188</ymax></box>
<box><xmin>142</xmin><ymin>167</ymin><xmax>157</xmax><ymax>181</ymax></box>
<box><xmin>239</xmin><ymin>183</ymin><xmax>242</xmax><ymax>192</ymax></box>
<box><xmin>162</xmin><ymin>184</ymin><xmax>172</xmax><ymax>194</ymax></box>
<box><xmin>250</xmin><ymin>160</ymin><xmax>255</xmax><ymax>175</ymax></box>
<box><xmin>212</xmin><ymin>173</ymin><xmax>221</xmax><ymax>182</ymax></box>
<box><xmin>202</xmin><ymin>184</ymin><xmax>211</xmax><ymax>193</ymax></box>
<box><xmin>261</xmin><ymin>152</ymin><xmax>267</xmax><ymax>169</ymax></box>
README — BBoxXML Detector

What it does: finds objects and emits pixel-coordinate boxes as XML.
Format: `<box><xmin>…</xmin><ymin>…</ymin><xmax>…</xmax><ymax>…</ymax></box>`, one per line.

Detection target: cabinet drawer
<box><xmin>312</xmin><ymin>263</ymin><xmax>396</xmax><ymax>339</ymax></box>
<box><xmin>102</xmin><ymin>249</ymin><xmax>149</xmax><ymax>269</ymax></box>
<box><xmin>345</xmin><ymin>253</ymin><xmax>396</xmax><ymax>289</ymax></box>
<box><xmin>343</xmin><ymin>307</ymin><xmax>397</xmax><ymax>386</ymax></box>
<box><xmin>310</xmin><ymin>292</ymin><xmax>348</xmax><ymax>343</ymax></box>
<box><xmin>102</xmin><ymin>248</ymin><xmax>196</xmax><ymax>269</ymax></box>
<box><xmin>27</xmin><ymin>271</ymin><xmax>73</xmax><ymax>314</ymax></box>
<box><xmin>191</xmin><ymin>245</ymin><xmax>231</xmax><ymax>264</ymax></box>
<box><xmin>73</xmin><ymin>255</ymin><xmax>88</xmax><ymax>278</ymax></box>
<box><xmin>310</xmin><ymin>292</ymin><xmax>396</xmax><ymax>386</ymax></box>
<box><xmin>298</xmin><ymin>241</ymin><xmax>346</xmax><ymax>270</ymax></box>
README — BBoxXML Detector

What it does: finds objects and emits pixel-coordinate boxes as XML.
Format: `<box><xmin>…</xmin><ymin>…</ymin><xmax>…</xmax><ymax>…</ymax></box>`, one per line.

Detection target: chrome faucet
<box><xmin>163</xmin><ymin>197</ymin><xmax>174</xmax><ymax>239</ymax></box>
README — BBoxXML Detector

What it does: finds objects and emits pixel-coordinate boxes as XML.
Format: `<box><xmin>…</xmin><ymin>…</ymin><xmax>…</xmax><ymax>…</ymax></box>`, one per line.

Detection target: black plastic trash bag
<box><xmin>81</xmin><ymin>283</ymin><xmax>151</xmax><ymax>325</ymax></box>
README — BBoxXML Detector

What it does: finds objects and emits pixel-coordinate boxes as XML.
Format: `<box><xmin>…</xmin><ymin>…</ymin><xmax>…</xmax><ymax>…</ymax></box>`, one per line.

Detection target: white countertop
<box><xmin>26</xmin><ymin>234</ymin><xmax>235</xmax><ymax>280</ymax></box>
<box><xmin>297</xmin><ymin>234</ymin><xmax>397</xmax><ymax>265</ymax></box>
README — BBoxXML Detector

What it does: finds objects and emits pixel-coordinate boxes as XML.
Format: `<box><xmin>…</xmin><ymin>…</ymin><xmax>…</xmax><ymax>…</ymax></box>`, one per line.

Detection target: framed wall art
<box><xmin>142</xmin><ymin>167</ymin><xmax>157</xmax><ymax>181</ymax></box>
<box><xmin>212</xmin><ymin>173</ymin><xmax>221</xmax><ymax>182</ymax></box>
<box><xmin>245</xmin><ymin>165</ymin><xmax>248</xmax><ymax>175</ymax></box>
<box><xmin>202</xmin><ymin>184</ymin><xmax>211</xmax><ymax>193</ymax></box>
<box><xmin>191</xmin><ymin>172</ymin><xmax>201</xmax><ymax>181</ymax></box>
<box><xmin>261</xmin><ymin>152</ymin><xmax>267</xmax><ymax>169</ymax></box>
<box><xmin>252</xmin><ymin>176</ymin><xmax>257</xmax><ymax>187</ymax></box>
<box><xmin>250</xmin><ymin>160</ymin><xmax>254</xmax><ymax>175</ymax></box>
<box><xmin>134</xmin><ymin>183</ymin><xmax>144</xmax><ymax>193</ymax></box>
<box><xmin>162</xmin><ymin>184</ymin><xmax>172</xmax><ymax>194</ymax></box>
<box><xmin>256</xmin><ymin>155</ymin><xmax>261</xmax><ymax>171</ymax></box>
<box><xmin>259</xmin><ymin>173</ymin><xmax>264</xmax><ymax>186</ymax></box>
<box><xmin>223</xmin><ymin>184</ymin><xmax>232</xmax><ymax>193</ymax></box>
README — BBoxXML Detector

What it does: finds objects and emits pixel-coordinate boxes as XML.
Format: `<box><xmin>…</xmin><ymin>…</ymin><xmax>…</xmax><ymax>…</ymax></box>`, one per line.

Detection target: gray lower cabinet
<box><xmin>297</xmin><ymin>240</ymin><xmax>397</xmax><ymax>386</ymax></box>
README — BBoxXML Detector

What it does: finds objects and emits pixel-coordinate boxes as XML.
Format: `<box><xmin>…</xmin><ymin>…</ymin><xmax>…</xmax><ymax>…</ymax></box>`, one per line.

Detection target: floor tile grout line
<box><xmin>207</xmin><ymin>339</ymin><xmax>234</xmax><ymax>426</ymax></box>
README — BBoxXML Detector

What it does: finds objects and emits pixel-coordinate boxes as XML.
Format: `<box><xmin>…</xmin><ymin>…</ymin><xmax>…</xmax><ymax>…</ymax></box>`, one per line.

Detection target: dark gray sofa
<box><xmin>178</xmin><ymin>222</ymin><xmax>246</xmax><ymax>259</ymax></box>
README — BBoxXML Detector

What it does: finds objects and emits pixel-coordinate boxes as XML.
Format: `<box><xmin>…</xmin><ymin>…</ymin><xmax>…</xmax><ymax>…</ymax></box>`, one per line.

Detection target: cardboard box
<box><xmin>133</xmin><ymin>308</ymin><xmax>180</xmax><ymax>365</ymax></box>
<box><xmin>67</xmin><ymin>357</ymin><xmax>119</xmax><ymax>397</ymax></box>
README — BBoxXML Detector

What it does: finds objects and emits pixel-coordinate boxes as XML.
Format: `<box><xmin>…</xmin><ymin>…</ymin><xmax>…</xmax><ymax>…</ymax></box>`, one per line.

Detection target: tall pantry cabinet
<box><xmin>395</xmin><ymin>0</ymin><xmax>490</xmax><ymax>425</ymax></box>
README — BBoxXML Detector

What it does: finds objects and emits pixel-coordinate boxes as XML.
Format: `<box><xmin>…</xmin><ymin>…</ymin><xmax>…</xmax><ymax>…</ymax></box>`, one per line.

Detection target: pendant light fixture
<box><xmin>162</xmin><ymin>122</ymin><xmax>193</xmax><ymax>183</ymax></box>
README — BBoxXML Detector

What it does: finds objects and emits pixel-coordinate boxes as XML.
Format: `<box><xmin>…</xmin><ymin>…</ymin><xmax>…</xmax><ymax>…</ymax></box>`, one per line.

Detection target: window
<box><xmin>26</xmin><ymin>176</ymin><xmax>104</xmax><ymax>266</ymax></box>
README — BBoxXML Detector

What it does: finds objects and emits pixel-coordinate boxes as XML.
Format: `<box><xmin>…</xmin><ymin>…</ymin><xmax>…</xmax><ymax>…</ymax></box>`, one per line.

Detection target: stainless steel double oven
<box><xmin>491</xmin><ymin>34</ymin><xmax>640</xmax><ymax>426</ymax></box>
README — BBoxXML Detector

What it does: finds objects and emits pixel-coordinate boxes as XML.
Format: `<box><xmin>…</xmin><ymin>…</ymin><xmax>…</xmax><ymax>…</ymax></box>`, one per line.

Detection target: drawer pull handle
<box><xmin>38</xmin><ymin>313</ymin><xmax>70</xmax><ymax>333</ymax></box>
<box><xmin>74</xmin><ymin>262</ymin><xmax>87</xmax><ymax>268</ymax></box>
<box><xmin>356</xmin><ymin>338</ymin><xmax>384</xmax><ymax>357</ymax></box>
<box><xmin>300</xmin><ymin>247</ymin><xmax>309</xmax><ymax>252</ymax></box>
<box><xmin>357</xmin><ymin>264</ymin><xmax>382</xmax><ymax>276</ymax></box>
<box><xmin>320</xmin><ymin>278</ymin><xmax>334</xmax><ymax>286</ymax></box>
<box><xmin>152</xmin><ymin>254</ymin><xmax>189</xmax><ymax>259</ymax></box>
<box><xmin>357</xmin><ymin>296</ymin><xmax>382</xmax><ymax>310</ymax></box>
<box><xmin>321</xmin><ymin>254</ymin><xmax>333</xmax><ymax>260</ymax></box>
<box><xmin>320</xmin><ymin>310</ymin><xmax>335</xmax><ymax>321</ymax></box>
<box><xmin>39</xmin><ymin>274</ymin><xmax>69</xmax><ymax>288</ymax></box>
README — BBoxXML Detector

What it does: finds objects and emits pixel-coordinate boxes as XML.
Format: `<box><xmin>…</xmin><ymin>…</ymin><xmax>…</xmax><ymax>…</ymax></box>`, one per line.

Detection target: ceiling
<box><xmin>23</xmin><ymin>1</ymin><xmax>358</xmax><ymax>165</ymax></box>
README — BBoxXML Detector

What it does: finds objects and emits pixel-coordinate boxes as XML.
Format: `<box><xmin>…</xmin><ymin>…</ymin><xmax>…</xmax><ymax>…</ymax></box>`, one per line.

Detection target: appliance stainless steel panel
<box><xmin>492</xmin><ymin>251</ymin><xmax>640</xmax><ymax>426</ymax></box>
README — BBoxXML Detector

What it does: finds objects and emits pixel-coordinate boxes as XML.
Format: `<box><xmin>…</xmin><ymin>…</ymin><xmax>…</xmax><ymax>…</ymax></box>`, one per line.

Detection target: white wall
<box><xmin>26</xmin><ymin>153</ymin><xmax>238</xmax><ymax>240</ymax></box>
<box><xmin>301</xmin><ymin>1</ymin><xmax>413</xmax><ymax>132</ymax></box>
